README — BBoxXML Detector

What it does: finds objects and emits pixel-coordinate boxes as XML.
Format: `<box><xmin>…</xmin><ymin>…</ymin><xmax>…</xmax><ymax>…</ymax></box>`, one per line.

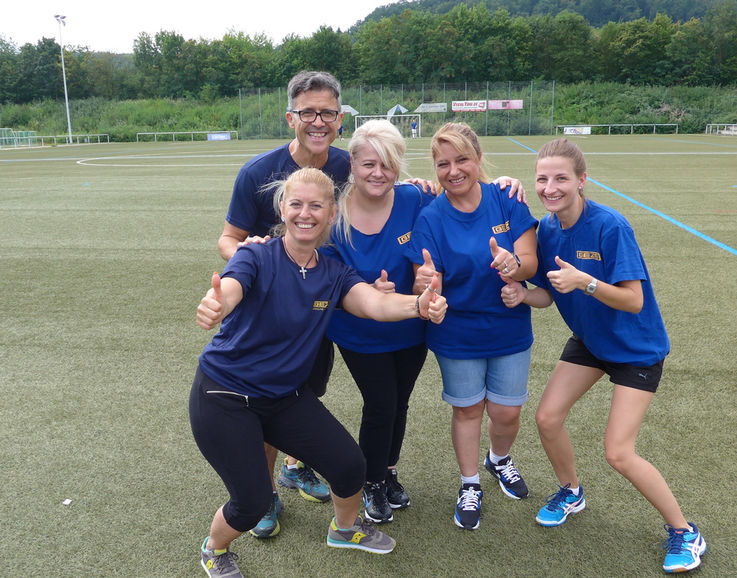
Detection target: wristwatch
<box><xmin>512</xmin><ymin>253</ymin><xmax>521</xmax><ymax>267</ymax></box>
<box><xmin>584</xmin><ymin>277</ymin><xmax>598</xmax><ymax>296</ymax></box>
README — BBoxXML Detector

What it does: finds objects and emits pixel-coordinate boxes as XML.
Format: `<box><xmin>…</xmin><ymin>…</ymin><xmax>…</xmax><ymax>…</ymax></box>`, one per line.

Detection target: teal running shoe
<box><xmin>536</xmin><ymin>484</ymin><xmax>585</xmax><ymax>527</ymax></box>
<box><xmin>663</xmin><ymin>523</ymin><xmax>706</xmax><ymax>573</ymax></box>
<box><xmin>277</xmin><ymin>459</ymin><xmax>331</xmax><ymax>503</ymax></box>
<box><xmin>248</xmin><ymin>492</ymin><xmax>282</xmax><ymax>538</ymax></box>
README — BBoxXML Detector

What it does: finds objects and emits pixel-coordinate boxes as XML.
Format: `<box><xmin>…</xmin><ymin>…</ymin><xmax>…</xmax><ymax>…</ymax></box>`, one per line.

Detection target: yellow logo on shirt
<box><xmin>397</xmin><ymin>232</ymin><xmax>411</xmax><ymax>245</ymax></box>
<box><xmin>313</xmin><ymin>300</ymin><xmax>329</xmax><ymax>311</ymax></box>
<box><xmin>576</xmin><ymin>251</ymin><xmax>602</xmax><ymax>261</ymax></box>
<box><xmin>492</xmin><ymin>221</ymin><xmax>510</xmax><ymax>234</ymax></box>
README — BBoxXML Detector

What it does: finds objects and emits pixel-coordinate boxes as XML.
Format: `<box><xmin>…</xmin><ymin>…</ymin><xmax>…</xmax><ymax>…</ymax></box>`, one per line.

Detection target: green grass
<box><xmin>1</xmin><ymin>135</ymin><xmax>735</xmax><ymax>576</ymax></box>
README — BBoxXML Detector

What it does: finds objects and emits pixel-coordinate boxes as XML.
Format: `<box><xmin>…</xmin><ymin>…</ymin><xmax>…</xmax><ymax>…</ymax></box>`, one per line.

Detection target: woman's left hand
<box><xmin>546</xmin><ymin>256</ymin><xmax>583</xmax><ymax>294</ymax></box>
<box><xmin>374</xmin><ymin>269</ymin><xmax>396</xmax><ymax>293</ymax></box>
<box><xmin>403</xmin><ymin>177</ymin><xmax>441</xmax><ymax>196</ymax></box>
<box><xmin>418</xmin><ymin>273</ymin><xmax>447</xmax><ymax>324</ymax></box>
<box><xmin>494</xmin><ymin>176</ymin><xmax>527</xmax><ymax>204</ymax></box>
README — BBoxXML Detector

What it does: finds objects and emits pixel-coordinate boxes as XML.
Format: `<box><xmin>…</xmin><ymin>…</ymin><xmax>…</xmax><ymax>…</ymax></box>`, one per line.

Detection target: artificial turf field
<box><xmin>1</xmin><ymin>134</ymin><xmax>735</xmax><ymax>576</ymax></box>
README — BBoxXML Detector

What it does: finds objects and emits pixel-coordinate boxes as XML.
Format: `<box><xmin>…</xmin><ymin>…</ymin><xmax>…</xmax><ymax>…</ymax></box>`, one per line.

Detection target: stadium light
<box><xmin>54</xmin><ymin>14</ymin><xmax>73</xmax><ymax>143</ymax></box>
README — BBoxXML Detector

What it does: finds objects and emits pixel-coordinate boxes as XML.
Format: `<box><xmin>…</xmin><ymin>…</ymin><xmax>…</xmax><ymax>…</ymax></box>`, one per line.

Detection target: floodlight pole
<box><xmin>54</xmin><ymin>15</ymin><xmax>73</xmax><ymax>143</ymax></box>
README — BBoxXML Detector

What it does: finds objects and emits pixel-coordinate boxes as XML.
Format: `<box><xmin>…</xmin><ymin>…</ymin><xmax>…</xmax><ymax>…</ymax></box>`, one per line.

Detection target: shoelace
<box><xmin>213</xmin><ymin>551</ymin><xmax>239</xmax><ymax>573</ymax></box>
<box><xmin>496</xmin><ymin>461</ymin><xmax>521</xmax><ymax>483</ymax></box>
<box><xmin>298</xmin><ymin>465</ymin><xmax>321</xmax><ymax>485</ymax></box>
<box><xmin>366</xmin><ymin>482</ymin><xmax>390</xmax><ymax>508</ymax></box>
<box><xmin>458</xmin><ymin>487</ymin><xmax>482</xmax><ymax>511</ymax></box>
<box><xmin>663</xmin><ymin>525</ymin><xmax>687</xmax><ymax>553</ymax></box>
<box><xmin>544</xmin><ymin>485</ymin><xmax>572</xmax><ymax>511</ymax></box>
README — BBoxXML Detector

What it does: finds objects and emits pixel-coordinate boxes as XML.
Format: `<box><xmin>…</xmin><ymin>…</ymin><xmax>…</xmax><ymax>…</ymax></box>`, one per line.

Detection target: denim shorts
<box><xmin>435</xmin><ymin>348</ymin><xmax>531</xmax><ymax>408</ymax></box>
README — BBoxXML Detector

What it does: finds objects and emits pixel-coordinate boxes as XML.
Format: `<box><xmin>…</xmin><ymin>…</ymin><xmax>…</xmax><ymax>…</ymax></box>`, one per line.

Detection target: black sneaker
<box><xmin>363</xmin><ymin>481</ymin><xmax>393</xmax><ymax>523</ymax></box>
<box><xmin>454</xmin><ymin>483</ymin><xmax>483</xmax><ymax>530</ymax></box>
<box><xmin>385</xmin><ymin>469</ymin><xmax>410</xmax><ymax>509</ymax></box>
<box><xmin>484</xmin><ymin>452</ymin><xmax>529</xmax><ymax>499</ymax></box>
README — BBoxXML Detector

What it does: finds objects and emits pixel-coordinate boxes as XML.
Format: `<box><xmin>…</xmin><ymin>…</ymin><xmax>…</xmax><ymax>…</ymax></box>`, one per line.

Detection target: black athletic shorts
<box><xmin>560</xmin><ymin>335</ymin><xmax>663</xmax><ymax>393</ymax></box>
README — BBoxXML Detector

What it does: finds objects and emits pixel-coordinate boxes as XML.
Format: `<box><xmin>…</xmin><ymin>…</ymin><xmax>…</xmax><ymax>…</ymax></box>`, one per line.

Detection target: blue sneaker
<box><xmin>454</xmin><ymin>483</ymin><xmax>483</xmax><ymax>530</ymax></box>
<box><xmin>536</xmin><ymin>484</ymin><xmax>585</xmax><ymax>527</ymax></box>
<box><xmin>248</xmin><ymin>492</ymin><xmax>282</xmax><ymax>538</ymax></box>
<box><xmin>484</xmin><ymin>452</ymin><xmax>529</xmax><ymax>499</ymax></box>
<box><xmin>663</xmin><ymin>523</ymin><xmax>706</xmax><ymax>573</ymax></box>
<box><xmin>277</xmin><ymin>459</ymin><xmax>331</xmax><ymax>503</ymax></box>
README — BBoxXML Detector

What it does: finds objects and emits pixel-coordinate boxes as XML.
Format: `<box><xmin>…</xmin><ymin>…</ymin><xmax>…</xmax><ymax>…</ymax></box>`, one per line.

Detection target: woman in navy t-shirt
<box><xmin>192</xmin><ymin>168</ymin><xmax>447</xmax><ymax>575</ymax></box>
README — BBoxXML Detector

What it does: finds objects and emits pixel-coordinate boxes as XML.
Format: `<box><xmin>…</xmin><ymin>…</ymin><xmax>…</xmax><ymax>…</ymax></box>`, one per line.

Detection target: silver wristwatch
<box><xmin>584</xmin><ymin>277</ymin><xmax>598</xmax><ymax>296</ymax></box>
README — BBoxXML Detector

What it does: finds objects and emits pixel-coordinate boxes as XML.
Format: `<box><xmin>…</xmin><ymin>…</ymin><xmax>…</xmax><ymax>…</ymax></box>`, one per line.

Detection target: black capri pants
<box><xmin>189</xmin><ymin>366</ymin><xmax>366</xmax><ymax>533</ymax></box>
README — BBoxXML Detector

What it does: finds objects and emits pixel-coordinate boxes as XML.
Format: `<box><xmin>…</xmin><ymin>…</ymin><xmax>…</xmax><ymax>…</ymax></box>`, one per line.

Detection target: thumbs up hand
<box><xmin>374</xmin><ymin>269</ymin><xmax>396</xmax><ymax>293</ymax></box>
<box><xmin>489</xmin><ymin>236</ymin><xmax>518</xmax><ymax>278</ymax></box>
<box><xmin>197</xmin><ymin>272</ymin><xmax>225</xmax><ymax>330</ymax></box>
<box><xmin>415</xmin><ymin>248</ymin><xmax>441</xmax><ymax>294</ymax></box>
<box><xmin>500</xmin><ymin>277</ymin><xmax>527</xmax><ymax>308</ymax></box>
<box><xmin>546</xmin><ymin>256</ymin><xmax>582</xmax><ymax>294</ymax></box>
<box><xmin>418</xmin><ymin>273</ymin><xmax>447</xmax><ymax>324</ymax></box>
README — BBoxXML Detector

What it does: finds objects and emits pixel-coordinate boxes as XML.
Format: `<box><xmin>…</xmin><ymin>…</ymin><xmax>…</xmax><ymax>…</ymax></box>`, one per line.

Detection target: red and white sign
<box><xmin>488</xmin><ymin>100</ymin><xmax>524</xmax><ymax>110</ymax></box>
<box><xmin>452</xmin><ymin>100</ymin><xmax>487</xmax><ymax>112</ymax></box>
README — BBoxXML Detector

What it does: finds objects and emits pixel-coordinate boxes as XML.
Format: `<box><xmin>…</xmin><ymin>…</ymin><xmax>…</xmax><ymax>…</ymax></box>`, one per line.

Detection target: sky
<box><xmin>2</xmin><ymin>0</ymin><xmax>397</xmax><ymax>53</ymax></box>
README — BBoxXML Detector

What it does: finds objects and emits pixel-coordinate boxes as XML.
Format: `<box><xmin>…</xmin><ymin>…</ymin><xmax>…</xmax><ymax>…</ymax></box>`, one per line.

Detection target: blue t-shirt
<box><xmin>323</xmin><ymin>183</ymin><xmax>435</xmax><ymax>353</ymax></box>
<box><xmin>532</xmin><ymin>200</ymin><xmax>670</xmax><ymax>366</ymax></box>
<box><xmin>198</xmin><ymin>238</ymin><xmax>364</xmax><ymax>398</ymax></box>
<box><xmin>227</xmin><ymin>143</ymin><xmax>350</xmax><ymax>236</ymax></box>
<box><xmin>406</xmin><ymin>182</ymin><xmax>538</xmax><ymax>359</ymax></box>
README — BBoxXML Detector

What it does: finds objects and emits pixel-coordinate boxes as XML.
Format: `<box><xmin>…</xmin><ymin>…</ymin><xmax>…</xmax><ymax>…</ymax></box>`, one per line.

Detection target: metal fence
<box><xmin>237</xmin><ymin>81</ymin><xmax>556</xmax><ymax>139</ymax></box>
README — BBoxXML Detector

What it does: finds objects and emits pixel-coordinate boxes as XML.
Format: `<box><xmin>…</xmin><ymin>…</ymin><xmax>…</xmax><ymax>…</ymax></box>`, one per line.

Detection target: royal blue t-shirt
<box><xmin>323</xmin><ymin>183</ymin><xmax>435</xmax><ymax>353</ymax></box>
<box><xmin>531</xmin><ymin>200</ymin><xmax>670</xmax><ymax>366</ymax></box>
<box><xmin>406</xmin><ymin>182</ymin><xmax>538</xmax><ymax>359</ymax></box>
<box><xmin>199</xmin><ymin>237</ymin><xmax>363</xmax><ymax>397</ymax></box>
<box><xmin>227</xmin><ymin>143</ymin><xmax>350</xmax><ymax>236</ymax></box>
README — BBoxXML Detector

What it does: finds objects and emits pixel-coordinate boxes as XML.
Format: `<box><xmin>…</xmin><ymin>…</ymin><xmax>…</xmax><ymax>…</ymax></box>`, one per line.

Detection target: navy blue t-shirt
<box><xmin>199</xmin><ymin>238</ymin><xmax>364</xmax><ymax>397</ymax></box>
<box><xmin>227</xmin><ymin>144</ymin><xmax>350</xmax><ymax>236</ymax></box>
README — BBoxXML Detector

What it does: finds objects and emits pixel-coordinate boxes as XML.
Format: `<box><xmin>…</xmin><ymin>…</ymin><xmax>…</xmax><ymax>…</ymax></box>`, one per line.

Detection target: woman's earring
<box><xmin>281</xmin><ymin>216</ymin><xmax>285</xmax><ymax>222</ymax></box>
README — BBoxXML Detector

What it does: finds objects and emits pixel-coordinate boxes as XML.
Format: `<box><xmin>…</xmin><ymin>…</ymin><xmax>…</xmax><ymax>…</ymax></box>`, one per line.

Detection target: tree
<box><xmin>665</xmin><ymin>18</ymin><xmax>713</xmax><ymax>85</ymax></box>
<box><xmin>15</xmin><ymin>38</ymin><xmax>60</xmax><ymax>102</ymax></box>
<box><xmin>704</xmin><ymin>0</ymin><xmax>737</xmax><ymax>83</ymax></box>
<box><xmin>0</xmin><ymin>36</ymin><xmax>19</xmax><ymax>103</ymax></box>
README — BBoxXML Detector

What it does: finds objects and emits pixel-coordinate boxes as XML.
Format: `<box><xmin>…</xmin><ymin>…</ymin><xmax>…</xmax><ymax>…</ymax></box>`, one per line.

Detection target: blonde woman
<box><xmin>192</xmin><ymin>168</ymin><xmax>447</xmax><ymax>577</ymax></box>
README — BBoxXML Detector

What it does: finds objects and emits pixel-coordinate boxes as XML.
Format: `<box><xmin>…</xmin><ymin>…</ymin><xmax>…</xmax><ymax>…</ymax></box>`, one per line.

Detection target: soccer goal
<box><xmin>355</xmin><ymin>114</ymin><xmax>422</xmax><ymax>139</ymax></box>
<box><xmin>705</xmin><ymin>123</ymin><xmax>737</xmax><ymax>135</ymax></box>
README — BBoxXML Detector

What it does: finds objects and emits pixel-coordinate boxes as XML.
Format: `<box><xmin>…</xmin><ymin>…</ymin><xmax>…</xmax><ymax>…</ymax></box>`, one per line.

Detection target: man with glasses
<box><xmin>216</xmin><ymin>71</ymin><xmax>348</xmax><ymax>541</ymax></box>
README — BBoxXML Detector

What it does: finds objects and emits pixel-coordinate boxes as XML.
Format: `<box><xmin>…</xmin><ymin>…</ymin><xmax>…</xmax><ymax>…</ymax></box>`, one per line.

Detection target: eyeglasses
<box><xmin>290</xmin><ymin>109</ymin><xmax>340</xmax><ymax>123</ymax></box>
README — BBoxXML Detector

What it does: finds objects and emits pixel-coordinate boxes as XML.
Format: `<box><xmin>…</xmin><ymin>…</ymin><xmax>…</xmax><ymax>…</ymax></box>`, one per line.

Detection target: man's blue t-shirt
<box><xmin>227</xmin><ymin>143</ymin><xmax>350</xmax><ymax>236</ymax></box>
<box><xmin>199</xmin><ymin>238</ymin><xmax>363</xmax><ymax>397</ymax></box>
<box><xmin>323</xmin><ymin>183</ymin><xmax>434</xmax><ymax>353</ymax></box>
<box><xmin>532</xmin><ymin>200</ymin><xmax>670</xmax><ymax>366</ymax></box>
<box><xmin>406</xmin><ymin>182</ymin><xmax>538</xmax><ymax>359</ymax></box>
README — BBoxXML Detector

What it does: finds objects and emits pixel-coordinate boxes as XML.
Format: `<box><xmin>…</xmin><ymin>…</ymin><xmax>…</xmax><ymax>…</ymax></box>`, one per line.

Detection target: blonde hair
<box><xmin>335</xmin><ymin>119</ymin><xmax>406</xmax><ymax>247</ymax></box>
<box><xmin>271</xmin><ymin>167</ymin><xmax>336</xmax><ymax>246</ymax></box>
<box><xmin>536</xmin><ymin>138</ymin><xmax>587</xmax><ymax>197</ymax></box>
<box><xmin>430</xmin><ymin>122</ymin><xmax>491</xmax><ymax>184</ymax></box>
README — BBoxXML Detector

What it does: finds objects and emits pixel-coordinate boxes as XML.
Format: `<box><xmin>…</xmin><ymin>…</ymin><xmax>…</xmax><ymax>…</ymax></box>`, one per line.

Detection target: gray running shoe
<box><xmin>326</xmin><ymin>516</ymin><xmax>396</xmax><ymax>554</ymax></box>
<box><xmin>200</xmin><ymin>537</ymin><xmax>243</xmax><ymax>578</ymax></box>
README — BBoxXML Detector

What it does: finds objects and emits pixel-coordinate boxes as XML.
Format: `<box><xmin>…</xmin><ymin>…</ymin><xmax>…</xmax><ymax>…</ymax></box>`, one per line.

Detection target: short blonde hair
<box><xmin>431</xmin><ymin>122</ymin><xmax>491</xmax><ymax>183</ymax></box>
<box><xmin>271</xmin><ymin>167</ymin><xmax>336</xmax><ymax>246</ymax></box>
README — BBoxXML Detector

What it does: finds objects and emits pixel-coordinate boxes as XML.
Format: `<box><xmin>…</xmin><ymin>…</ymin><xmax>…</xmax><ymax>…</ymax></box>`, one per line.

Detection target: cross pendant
<box><xmin>299</xmin><ymin>266</ymin><xmax>307</xmax><ymax>279</ymax></box>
